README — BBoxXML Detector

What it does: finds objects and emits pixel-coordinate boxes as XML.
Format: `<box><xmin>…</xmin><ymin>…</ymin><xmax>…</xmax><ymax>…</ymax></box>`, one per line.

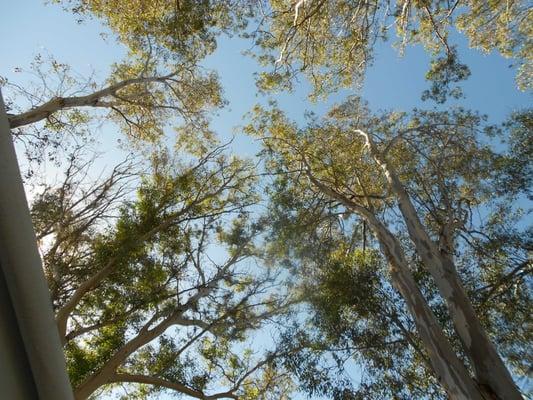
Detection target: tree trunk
<box><xmin>389</xmin><ymin>173</ymin><xmax>521</xmax><ymax>399</ymax></box>
<box><xmin>368</xmin><ymin>218</ymin><xmax>485</xmax><ymax>400</ymax></box>
<box><xmin>360</xmin><ymin>131</ymin><xmax>523</xmax><ymax>400</ymax></box>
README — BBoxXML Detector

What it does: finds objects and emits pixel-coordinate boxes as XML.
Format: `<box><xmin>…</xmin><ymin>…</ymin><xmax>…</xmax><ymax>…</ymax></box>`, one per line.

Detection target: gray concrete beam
<box><xmin>0</xmin><ymin>90</ymin><xmax>74</xmax><ymax>399</ymax></box>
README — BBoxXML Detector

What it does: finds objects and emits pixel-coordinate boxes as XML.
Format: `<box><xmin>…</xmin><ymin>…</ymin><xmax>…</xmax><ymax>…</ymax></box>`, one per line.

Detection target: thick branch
<box><xmin>56</xmin><ymin>257</ymin><xmax>117</xmax><ymax>343</ymax></box>
<box><xmin>8</xmin><ymin>74</ymin><xmax>174</xmax><ymax>129</ymax></box>
<box><xmin>73</xmin><ymin>254</ymin><xmax>241</xmax><ymax>399</ymax></box>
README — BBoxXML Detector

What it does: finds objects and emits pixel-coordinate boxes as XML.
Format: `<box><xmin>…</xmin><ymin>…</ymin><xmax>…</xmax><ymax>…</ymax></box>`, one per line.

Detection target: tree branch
<box><xmin>110</xmin><ymin>373</ymin><xmax>238</xmax><ymax>399</ymax></box>
<box><xmin>8</xmin><ymin>74</ymin><xmax>174</xmax><ymax>129</ymax></box>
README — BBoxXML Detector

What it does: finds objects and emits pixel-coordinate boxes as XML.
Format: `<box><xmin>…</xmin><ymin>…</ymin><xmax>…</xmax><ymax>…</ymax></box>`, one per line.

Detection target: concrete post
<box><xmin>0</xmin><ymin>90</ymin><xmax>74</xmax><ymax>399</ymax></box>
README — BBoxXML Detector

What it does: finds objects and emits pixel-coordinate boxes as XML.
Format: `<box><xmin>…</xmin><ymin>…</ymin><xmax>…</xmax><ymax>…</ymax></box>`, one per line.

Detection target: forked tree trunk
<box><xmin>360</xmin><ymin>131</ymin><xmax>523</xmax><ymax>400</ymax></box>
<box><xmin>305</xmin><ymin>169</ymin><xmax>486</xmax><ymax>398</ymax></box>
<box><xmin>370</xmin><ymin>219</ymin><xmax>485</xmax><ymax>400</ymax></box>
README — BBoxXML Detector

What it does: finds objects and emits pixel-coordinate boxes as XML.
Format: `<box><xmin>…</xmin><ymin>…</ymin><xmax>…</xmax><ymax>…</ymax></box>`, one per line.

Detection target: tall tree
<box><xmin>1</xmin><ymin>49</ymin><xmax>224</xmax><ymax>166</ymax></box>
<box><xmin>247</xmin><ymin>99</ymin><xmax>531</xmax><ymax>399</ymax></box>
<box><xmin>4</xmin><ymin>3</ymin><xmax>297</xmax><ymax>398</ymax></box>
<box><xmin>31</xmin><ymin>143</ymin><xmax>294</xmax><ymax>399</ymax></box>
<box><xmin>4</xmin><ymin>2</ymin><xmax>530</xmax><ymax>399</ymax></box>
<box><xmin>2</xmin><ymin>0</ymin><xmax>253</xmax><ymax>164</ymax></box>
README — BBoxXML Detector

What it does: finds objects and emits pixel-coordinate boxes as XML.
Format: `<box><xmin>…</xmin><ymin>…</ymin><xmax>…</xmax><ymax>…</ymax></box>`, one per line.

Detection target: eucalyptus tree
<box><xmin>247</xmin><ymin>99</ymin><xmax>531</xmax><ymax>399</ymax></box>
<box><xmin>5</xmin><ymin>0</ymin><xmax>529</xmax><ymax>152</ymax></box>
<box><xmin>5</xmin><ymin>1</ymin><xmax>531</xmax><ymax>399</ymax></box>
<box><xmin>30</xmin><ymin>142</ymin><xmax>294</xmax><ymax>399</ymax></box>
<box><xmin>250</xmin><ymin>0</ymin><xmax>531</xmax><ymax>98</ymax></box>
<box><xmin>2</xmin><ymin>2</ymin><xmax>298</xmax><ymax>398</ymax></box>
<box><xmin>2</xmin><ymin>0</ymin><xmax>254</xmax><ymax>165</ymax></box>
<box><xmin>6</xmin><ymin>0</ymin><xmax>529</xmax><ymax>161</ymax></box>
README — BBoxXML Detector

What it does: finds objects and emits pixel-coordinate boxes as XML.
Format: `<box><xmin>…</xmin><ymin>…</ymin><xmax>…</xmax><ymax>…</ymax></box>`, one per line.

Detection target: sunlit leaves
<box><xmin>455</xmin><ymin>0</ymin><xmax>532</xmax><ymax>90</ymax></box>
<box><xmin>250</xmin><ymin>0</ymin><xmax>532</xmax><ymax>98</ymax></box>
<box><xmin>29</xmin><ymin>142</ymin><xmax>294</xmax><ymax>398</ymax></box>
<box><xmin>57</xmin><ymin>0</ymin><xmax>252</xmax><ymax>63</ymax></box>
<box><xmin>253</xmin><ymin>98</ymin><xmax>532</xmax><ymax>398</ymax></box>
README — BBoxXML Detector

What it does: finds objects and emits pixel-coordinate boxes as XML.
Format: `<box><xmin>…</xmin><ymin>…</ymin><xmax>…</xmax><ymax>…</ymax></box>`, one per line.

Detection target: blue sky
<box><xmin>2</xmin><ymin>0</ymin><xmax>530</xmax><ymax>158</ymax></box>
<box><xmin>1</xmin><ymin>1</ymin><xmax>531</xmax><ymax>399</ymax></box>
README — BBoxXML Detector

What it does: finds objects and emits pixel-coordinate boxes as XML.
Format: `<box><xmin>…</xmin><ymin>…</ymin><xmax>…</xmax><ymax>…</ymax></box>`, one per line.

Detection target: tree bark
<box><xmin>74</xmin><ymin>312</ymin><xmax>197</xmax><ymax>398</ymax></box>
<box><xmin>56</xmin><ymin>257</ymin><xmax>118</xmax><ymax>344</ymax></box>
<box><xmin>304</xmin><ymin>169</ymin><xmax>485</xmax><ymax>399</ymax></box>
<box><xmin>387</xmin><ymin>265</ymin><xmax>481</xmax><ymax>399</ymax></box>
<box><xmin>358</xmin><ymin>130</ymin><xmax>523</xmax><ymax>400</ymax></box>
<box><xmin>365</xmin><ymin>216</ymin><xmax>485</xmax><ymax>400</ymax></box>
<box><xmin>7</xmin><ymin>75</ymin><xmax>173</xmax><ymax>129</ymax></box>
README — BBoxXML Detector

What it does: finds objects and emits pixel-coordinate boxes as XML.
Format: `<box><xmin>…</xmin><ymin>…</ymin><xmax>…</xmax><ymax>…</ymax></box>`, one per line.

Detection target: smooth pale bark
<box><xmin>305</xmin><ymin>171</ymin><xmax>484</xmax><ymax>399</ymax></box>
<box><xmin>7</xmin><ymin>74</ymin><xmax>173</xmax><ymax>129</ymax></box>
<box><xmin>362</xmin><ymin>216</ymin><xmax>485</xmax><ymax>400</ymax></box>
<box><xmin>73</xmin><ymin>317</ymin><xmax>172</xmax><ymax>399</ymax></box>
<box><xmin>358</xmin><ymin>130</ymin><xmax>523</xmax><ymax>400</ymax></box>
<box><xmin>74</xmin><ymin>319</ymin><xmax>171</xmax><ymax>399</ymax></box>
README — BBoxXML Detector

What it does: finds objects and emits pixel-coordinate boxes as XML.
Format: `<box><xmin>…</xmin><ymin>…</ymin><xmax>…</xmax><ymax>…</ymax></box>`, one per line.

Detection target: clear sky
<box><xmin>1</xmin><ymin>1</ymin><xmax>531</xmax><ymax>399</ymax></box>
<box><xmin>2</xmin><ymin>0</ymin><xmax>530</xmax><ymax>157</ymax></box>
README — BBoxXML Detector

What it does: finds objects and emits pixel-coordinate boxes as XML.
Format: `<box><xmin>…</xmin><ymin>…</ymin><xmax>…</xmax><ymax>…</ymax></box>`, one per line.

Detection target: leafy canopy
<box><xmin>246</xmin><ymin>99</ymin><xmax>532</xmax><ymax>398</ymax></box>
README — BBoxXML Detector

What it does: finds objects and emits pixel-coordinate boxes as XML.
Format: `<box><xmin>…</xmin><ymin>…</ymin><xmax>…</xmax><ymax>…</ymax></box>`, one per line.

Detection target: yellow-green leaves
<box><xmin>251</xmin><ymin>0</ymin><xmax>532</xmax><ymax>96</ymax></box>
<box><xmin>104</xmin><ymin>60</ymin><xmax>224</xmax><ymax>142</ymax></box>
<box><xmin>455</xmin><ymin>0</ymin><xmax>532</xmax><ymax>90</ymax></box>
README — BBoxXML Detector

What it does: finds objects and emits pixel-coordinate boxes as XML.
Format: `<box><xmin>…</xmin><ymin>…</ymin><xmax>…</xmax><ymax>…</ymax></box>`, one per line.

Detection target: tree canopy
<box><xmin>251</xmin><ymin>0</ymin><xmax>532</xmax><ymax>97</ymax></box>
<box><xmin>246</xmin><ymin>98</ymin><xmax>531</xmax><ymax>399</ymax></box>
<box><xmin>1</xmin><ymin>1</ymin><xmax>531</xmax><ymax>399</ymax></box>
<box><xmin>30</xmin><ymin>143</ymin><xmax>294</xmax><ymax>399</ymax></box>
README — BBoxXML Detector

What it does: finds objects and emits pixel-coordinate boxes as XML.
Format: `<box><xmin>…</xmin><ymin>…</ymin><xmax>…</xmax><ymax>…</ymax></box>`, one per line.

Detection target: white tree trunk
<box><xmin>361</xmin><ymin>214</ymin><xmax>485</xmax><ymax>400</ymax></box>
<box><xmin>304</xmin><ymin>170</ymin><xmax>485</xmax><ymax>399</ymax></box>
<box><xmin>359</xmin><ymin>130</ymin><xmax>523</xmax><ymax>400</ymax></box>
